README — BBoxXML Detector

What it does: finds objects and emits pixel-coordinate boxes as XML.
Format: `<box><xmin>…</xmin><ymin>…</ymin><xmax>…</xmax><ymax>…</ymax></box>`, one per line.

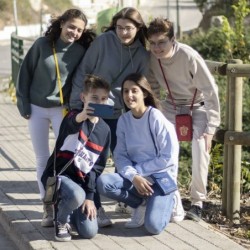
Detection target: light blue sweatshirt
<box><xmin>114</xmin><ymin>107</ymin><xmax>179</xmax><ymax>182</ymax></box>
<box><xmin>70</xmin><ymin>31</ymin><xmax>149</xmax><ymax>118</ymax></box>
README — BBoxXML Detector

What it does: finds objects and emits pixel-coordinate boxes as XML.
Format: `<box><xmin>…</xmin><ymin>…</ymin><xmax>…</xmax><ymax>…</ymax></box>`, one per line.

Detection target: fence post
<box><xmin>222</xmin><ymin>63</ymin><xmax>229</xmax><ymax>214</ymax></box>
<box><xmin>226</xmin><ymin>59</ymin><xmax>243</xmax><ymax>223</ymax></box>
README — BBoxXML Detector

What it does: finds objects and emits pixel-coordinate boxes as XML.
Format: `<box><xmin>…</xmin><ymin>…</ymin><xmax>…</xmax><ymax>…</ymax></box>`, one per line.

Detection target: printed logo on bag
<box><xmin>160</xmin><ymin>178</ymin><xmax>169</xmax><ymax>184</ymax></box>
<box><xmin>179</xmin><ymin>125</ymin><xmax>189</xmax><ymax>136</ymax></box>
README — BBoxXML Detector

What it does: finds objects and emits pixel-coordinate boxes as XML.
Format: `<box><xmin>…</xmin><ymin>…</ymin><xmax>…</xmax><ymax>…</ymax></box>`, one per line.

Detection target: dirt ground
<box><xmin>181</xmin><ymin>194</ymin><xmax>250</xmax><ymax>249</ymax></box>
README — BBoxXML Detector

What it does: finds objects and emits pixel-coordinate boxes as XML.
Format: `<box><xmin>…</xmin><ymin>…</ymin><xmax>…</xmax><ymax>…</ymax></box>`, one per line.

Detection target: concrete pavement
<box><xmin>0</xmin><ymin>222</ymin><xmax>18</xmax><ymax>250</ymax></box>
<box><xmin>0</xmin><ymin>90</ymin><xmax>247</xmax><ymax>250</ymax></box>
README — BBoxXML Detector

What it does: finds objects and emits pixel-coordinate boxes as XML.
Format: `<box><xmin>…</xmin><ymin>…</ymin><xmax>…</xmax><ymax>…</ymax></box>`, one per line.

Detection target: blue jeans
<box><xmin>97</xmin><ymin>173</ymin><xmax>174</xmax><ymax>235</ymax></box>
<box><xmin>57</xmin><ymin>176</ymin><xmax>98</xmax><ymax>239</ymax></box>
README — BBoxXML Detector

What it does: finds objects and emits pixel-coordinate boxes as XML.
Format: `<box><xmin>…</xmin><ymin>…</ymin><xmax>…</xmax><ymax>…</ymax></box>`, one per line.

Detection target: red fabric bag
<box><xmin>158</xmin><ymin>59</ymin><xmax>197</xmax><ymax>142</ymax></box>
<box><xmin>175</xmin><ymin>114</ymin><xmax>193</xmax><ymax>141</ymax></box>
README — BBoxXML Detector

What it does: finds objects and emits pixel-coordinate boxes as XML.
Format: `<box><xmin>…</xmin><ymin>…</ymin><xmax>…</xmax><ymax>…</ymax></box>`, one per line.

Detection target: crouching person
<box><xmin>41</xmin><ymin>75</ymin><xmax>111</xmax><ymax>241</ymax></box>
<box><xmin>97</xmin><ymin>73</ymin><xmax>179</xmax><ymax>235</ymax></box>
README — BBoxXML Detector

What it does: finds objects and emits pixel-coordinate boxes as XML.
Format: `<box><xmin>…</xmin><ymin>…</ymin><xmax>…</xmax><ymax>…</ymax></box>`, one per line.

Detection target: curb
<box><xmin>0</xmin><ymin>188</ymin><xmax>53</xmax><ymax>250</ymax></box>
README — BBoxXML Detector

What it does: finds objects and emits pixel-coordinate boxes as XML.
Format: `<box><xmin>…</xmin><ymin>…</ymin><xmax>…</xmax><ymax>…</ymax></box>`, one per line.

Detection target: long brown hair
<box><xmin>45</xmin><ymin>8</ymin><xmax>96</xmax><ymax>49</ymax></box>
<box><xmin>102</xmin><ymin>7</ymin><xmax>147</xmax><ymax>47</ymax></box>
<box><xmin>121</xmin><ymin>73</ymin><xmax>160</xmax><ymax>112</ymax></box>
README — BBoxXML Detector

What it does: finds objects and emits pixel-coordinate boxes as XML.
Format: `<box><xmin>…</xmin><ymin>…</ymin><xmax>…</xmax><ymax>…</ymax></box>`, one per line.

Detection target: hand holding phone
<box><xmin>88</xmin><ymin>103</ymin><xmax>114</xmax><ymax>118</ymax></box>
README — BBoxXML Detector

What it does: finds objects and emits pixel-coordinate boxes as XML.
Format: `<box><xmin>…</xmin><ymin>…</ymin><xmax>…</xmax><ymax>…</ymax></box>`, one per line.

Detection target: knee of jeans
<box><xmin>97</xmin><ymin>174</ymin><xmax>113</xmax><ymax>194</ymax></box>
<box><xmin>78</xmin><ymin>225</ymin><xmax>98</xmax><ymax>239</ymax></box>
<box><xmin>69</xmin><ymin>189</ymin><xmax>85</xmax><ymax>207</ymax></box>
<box><xmin>144</xmin><ymin>220</ymin><xmax>164</xmax><ymax>235</ymax></box>
<box><xmin>144</xmin><ymin>213</ymin><xmax>167</xmax><ymax>235</ymax></box>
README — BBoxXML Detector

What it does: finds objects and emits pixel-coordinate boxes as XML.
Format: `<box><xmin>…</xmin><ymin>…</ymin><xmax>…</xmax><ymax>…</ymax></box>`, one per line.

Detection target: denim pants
<box><xmin>97</xmin><ymin>173</ymin><xmax>174</xmax><ymax>235</ymax></box>
<box><xmin>103</xmin><ymin>118</ymin><xmax>118</xmax><ymax>154</ymax></box>
<box><xmin>57</xmin><ymin>176</ymin><xmax>98</xmax><ymax>239</ymax></box>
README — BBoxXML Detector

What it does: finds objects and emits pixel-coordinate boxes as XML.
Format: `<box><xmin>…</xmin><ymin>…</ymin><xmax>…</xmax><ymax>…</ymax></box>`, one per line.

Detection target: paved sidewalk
<box><xmin>0</xmin><ymin>90</ymin><xmax>246</xmax><ymax>250</ymax></box>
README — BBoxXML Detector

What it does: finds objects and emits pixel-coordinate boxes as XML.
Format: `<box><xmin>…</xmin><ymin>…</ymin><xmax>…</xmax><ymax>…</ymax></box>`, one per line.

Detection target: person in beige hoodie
<box><xmin>146</xmin><ymin>18</ymin><xmax>221</xmax><ymax>222</ymax></box>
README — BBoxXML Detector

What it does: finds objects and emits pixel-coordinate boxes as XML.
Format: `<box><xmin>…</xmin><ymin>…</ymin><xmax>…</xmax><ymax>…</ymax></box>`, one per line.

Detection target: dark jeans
<box><xmin>95</xmin><ymin>118</ymin><xmax>118</xmax><ymax>207</ymax></box>
<box><xmin>103</xmin><ymin>118</ymin><xmax>118</xmax><ymax>154</ymax></box>
<box><xmin>94</xmin><ymin>191</ymin><xmax>101</xmax><ymax>209</ymax></box>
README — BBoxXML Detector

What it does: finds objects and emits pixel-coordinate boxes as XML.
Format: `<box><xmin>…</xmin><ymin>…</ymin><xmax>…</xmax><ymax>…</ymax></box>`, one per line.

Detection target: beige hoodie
<box><xmin>147</xmin><ymin>41</ymin><xmax>220</xmax><ymax>135</ymax></box>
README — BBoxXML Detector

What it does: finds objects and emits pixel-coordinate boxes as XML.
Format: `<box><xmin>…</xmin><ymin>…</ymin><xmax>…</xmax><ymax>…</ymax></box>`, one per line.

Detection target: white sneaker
<box><xmin>125</xmin><ymin>202</ymin><xmax>146</xmax><ymax>228</ymax></box>
<box><xmin>97</xmin><ymin>207</ymin><xmax>112</xmax><ymax>227</ymax></box>
<box><xmin>170</xmin><ymin>191</ymin><xmax>185</xmax><ymax>223</ymax></box>
<box><xmin>41</xmin><ymin>204</ymin><xmax>54</xmax><ymax>227</ymax></box>
<box><xmin>115</xmin><ymin>202</ymin><xmax>132</xmax><ymax>214</ymax></box>
<box><xmin>68</xmin><ymin>223</ymin><xmax>78</xmax><ymax>236</ymax></box>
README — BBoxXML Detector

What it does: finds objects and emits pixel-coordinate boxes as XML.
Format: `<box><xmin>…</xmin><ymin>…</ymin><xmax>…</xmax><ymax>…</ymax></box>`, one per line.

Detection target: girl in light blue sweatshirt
<box><xmin>97</xmin><ymin>73</ymin><xmax>180</xmax><ymax>235</ymax></box>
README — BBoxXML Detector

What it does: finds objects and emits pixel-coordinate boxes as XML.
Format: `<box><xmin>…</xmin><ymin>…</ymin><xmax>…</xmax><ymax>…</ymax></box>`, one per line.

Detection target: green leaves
<box><xmin>178</xmin><ymin>0</ymin><xmax>250</xmax><ymax>196</ymax></box>
<box><xmin>241</xmin><ymin>161</ymin><xmax>250</xmax><ymax>193</ymax></box>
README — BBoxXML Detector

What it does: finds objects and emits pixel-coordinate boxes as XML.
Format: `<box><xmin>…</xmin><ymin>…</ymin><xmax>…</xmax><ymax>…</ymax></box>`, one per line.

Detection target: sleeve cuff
<box><xmin>205</xmin><ymin>126</ymin><xmax>217</xmax><ymax>135</ymax></box>
<box><xmin>85</xmin><ymin>192</ymin><xmax>94</xmax><ymax>200</ymax></box>
<box><xmin>122</xmin><ymin>170</ymin><xmax>137</xmax><ymax>182</ymax></box>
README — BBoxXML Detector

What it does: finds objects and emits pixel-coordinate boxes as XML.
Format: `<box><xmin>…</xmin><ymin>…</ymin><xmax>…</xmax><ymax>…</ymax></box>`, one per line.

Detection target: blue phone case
<box><xmin>88</xmin><ymin>103</ymin><xmax>114</xmax><ymax>118</ymax></box>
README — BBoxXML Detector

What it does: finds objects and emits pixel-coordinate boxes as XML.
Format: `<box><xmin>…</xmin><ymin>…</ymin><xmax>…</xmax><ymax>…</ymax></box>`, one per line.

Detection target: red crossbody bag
<box><xmin>158</xmin><ymin>59</ymin><xmax>197</xmax><ymax>141</ymax></box>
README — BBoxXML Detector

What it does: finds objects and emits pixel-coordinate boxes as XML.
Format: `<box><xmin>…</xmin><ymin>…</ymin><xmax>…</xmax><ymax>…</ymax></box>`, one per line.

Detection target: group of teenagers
<box><xmin>16</xmin><ymin>7</ymin><xmax>220</xmax><ymax>242</ymax></box>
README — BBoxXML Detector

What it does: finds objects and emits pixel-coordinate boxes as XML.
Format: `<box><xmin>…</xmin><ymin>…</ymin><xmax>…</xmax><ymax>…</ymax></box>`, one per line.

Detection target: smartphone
<box><xmin>88</xmin><ymin>103</ymin><xmax>114</xmax><ymax>118</ymax></box>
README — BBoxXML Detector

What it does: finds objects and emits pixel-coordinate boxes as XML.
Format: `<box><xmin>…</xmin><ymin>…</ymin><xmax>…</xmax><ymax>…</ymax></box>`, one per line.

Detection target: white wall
<box><xmin>0</xmin><ymin>24</ymin><xmax>43</xmax><ymax>40</ymax></box>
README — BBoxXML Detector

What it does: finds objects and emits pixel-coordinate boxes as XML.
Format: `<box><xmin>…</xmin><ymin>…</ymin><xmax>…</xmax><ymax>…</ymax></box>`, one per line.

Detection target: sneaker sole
<box><xmin>115</xmin><ymin>207</ymin><xmax>132</xmax><ymax>214</ymax></box>
<box><xmin>170</xmin><ymin>215</ymin><xmax>185</xmax><ymax>223</ymax></box>
<box><xmin>185</xmin><ymin>212</ymin><xmax>201</xmax><ymax>222</ymax></box>
<box><xmin>55</xmin><ymin>236</ymin><xmax>72</xmax><ymax>242</ymax></box>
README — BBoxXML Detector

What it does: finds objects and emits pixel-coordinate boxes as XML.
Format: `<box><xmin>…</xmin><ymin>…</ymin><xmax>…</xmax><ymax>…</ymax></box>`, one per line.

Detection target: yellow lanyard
<box><xmin>53</xmin><ymin>43</ymin><xmax>67</xmax><ymax>116</ymax></box>
<box><xmin>52</xmin><ymin>44</ymin><xmax>64</xmax><ymax>105</ymax></box>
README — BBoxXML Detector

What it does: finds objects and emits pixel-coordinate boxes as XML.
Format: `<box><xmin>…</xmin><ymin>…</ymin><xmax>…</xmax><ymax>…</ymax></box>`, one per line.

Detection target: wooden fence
<box><xmin>206</xmin><ymin>59</ymin><xmax>250</xmax><ymax>223</ymax></box>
